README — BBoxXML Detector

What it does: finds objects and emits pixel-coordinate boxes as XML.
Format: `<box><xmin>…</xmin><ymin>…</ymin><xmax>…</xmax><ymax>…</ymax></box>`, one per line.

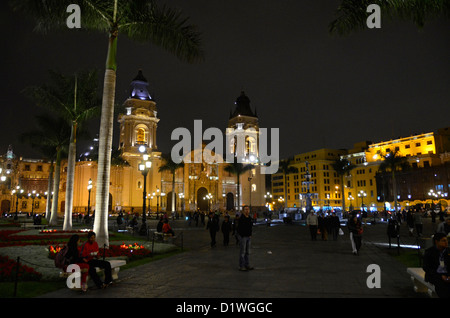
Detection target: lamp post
<box><xmin>358</xmin><ymin>190</ymin><xmax>367</xmax><ymax>212</ymax></box>
<box><xmin>87</xmin><ymin>178</ymin><xmax>93</xmax><ymax>223</ymax></box>
<box><xmin>154</xmin><ymin>187</ymin><xmax>160</xmax><ymax>217</ymax></box>
<box><xmin>28</xmin><ymin>190</ymin><xmax>38</xmax><ymax>216</ymax></box>
<box><xmin>248</xmin><ymin>173</ymin><xmax>253</xmax><ymax>214</ymax></box>
<box><xmin>138</xmin><ymin>149</ymin><xmax>152</xmax><ymax>235</ymax></box>
<box><xmin>12</xmin><ymin>185</ymin><xmax>24</xmax><ymax>220</ymax></box>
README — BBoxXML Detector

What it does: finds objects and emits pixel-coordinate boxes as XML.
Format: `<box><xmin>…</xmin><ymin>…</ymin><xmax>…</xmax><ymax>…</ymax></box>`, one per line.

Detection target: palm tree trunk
<box><xmin>63</xmin><ymin>124</ymin><xmax>76</xmax><ymax>230</ymax></box>
<box><xmin>392</xmin><ymin>170</ymin><xmax>398</xmax><ymax>214</ymax></box>
<box><xmin>45</xmin><ymin>160</ymin><xmax>54</xmax><ymax>220</ymax></box>
<box><xmin>49</xmin><ymin>149</ymin><xmax>62</xmax><ymax>226</ymax></box>
<box><xmin>94</xmin><ymin>32</ymin><xmax>118</xmax><ymax>248</ymax></box>
<box><xmin>284</xmin><ymin>173</ymin><xmax>288</xmax><ymax>210</ymax></box>
<box><xmin>172</xmin><ymin>172</ymin><xmax>176</xmax><ymax>216</ymax></box>
<box><xmin>341</xmin><ymin>175</ymin><xmax>346</xmax><ymax>214</ymax></box>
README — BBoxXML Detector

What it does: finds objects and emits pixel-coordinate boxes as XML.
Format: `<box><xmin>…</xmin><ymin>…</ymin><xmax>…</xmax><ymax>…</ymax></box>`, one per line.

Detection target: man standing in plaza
<box><xmin>237</xmin><ymin>205</ymin><xmax>253</xmax><ymax>271</ymax></box>
<box><xmin>306</xmin><ymin>210</ymin><xmax>318</xmax><ymax>241</ymax></box>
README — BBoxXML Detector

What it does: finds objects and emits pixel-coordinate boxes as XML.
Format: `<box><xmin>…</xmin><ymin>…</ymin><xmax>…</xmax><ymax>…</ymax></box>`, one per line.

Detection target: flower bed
<box><xmin>0</xmin><ymin>229</ymin><xmax>88</xmax><ymax>247</ymax></box>
<box><xmin>0</xmin><ymin>255</ymin><xmax>42</xmax><ymax>282</ymax></box>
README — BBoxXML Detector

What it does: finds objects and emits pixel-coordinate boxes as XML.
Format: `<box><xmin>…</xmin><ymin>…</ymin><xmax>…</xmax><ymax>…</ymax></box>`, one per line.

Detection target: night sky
<box><xmin>0</xmin><ymin>0</ymin><xmax>449</xmax><ymax>162</ymax></box>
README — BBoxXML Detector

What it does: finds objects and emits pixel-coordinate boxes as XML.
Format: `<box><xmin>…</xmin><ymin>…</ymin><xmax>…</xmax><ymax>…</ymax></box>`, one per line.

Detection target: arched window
<box><xmin>136</xmin><ymin>128</ymin><xmax>146</xmax><ymax>144</ymax></box>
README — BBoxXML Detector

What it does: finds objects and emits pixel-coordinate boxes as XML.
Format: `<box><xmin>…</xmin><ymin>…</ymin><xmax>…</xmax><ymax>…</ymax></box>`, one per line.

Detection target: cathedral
<box><xmin>0</xmin><ymin>71</ymin><xmax>266</xmax><ymax>217</ymax></box>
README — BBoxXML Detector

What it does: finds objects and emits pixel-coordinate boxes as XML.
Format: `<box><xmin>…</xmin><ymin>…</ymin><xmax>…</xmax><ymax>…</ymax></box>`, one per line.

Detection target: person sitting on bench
<box><xmin>81</xmin><ymin>231</ymin><xmax>112</xmax><ymax>289</ymax></box>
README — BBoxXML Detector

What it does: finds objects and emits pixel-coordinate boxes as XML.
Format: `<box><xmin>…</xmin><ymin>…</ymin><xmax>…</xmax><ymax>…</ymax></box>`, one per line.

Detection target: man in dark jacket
<box><xmin>236</xmin><ymin>205</ymin><xmax>253</xmax><ymax>271</ymax></box>
<box><xmin>423</xmin><ymin>232</ymin><xmax>450</xmax><ymax>297</ymax></box>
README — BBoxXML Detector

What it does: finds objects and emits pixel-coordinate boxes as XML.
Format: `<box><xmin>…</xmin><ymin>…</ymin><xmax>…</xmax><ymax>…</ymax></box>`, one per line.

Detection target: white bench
<box><xmin>406</xmin><ymin>267</ymin><xmax>436</xmax><ymax>297</ymax></box>
<box><xmin>22</xmin><ymin>223</ymin><xmax>47</xmax><ymax>229</ymax></box>
<box><xmin>60</xmin><ymin>259</ymin><xmax>126</xmax><ymax>290</ymax></box>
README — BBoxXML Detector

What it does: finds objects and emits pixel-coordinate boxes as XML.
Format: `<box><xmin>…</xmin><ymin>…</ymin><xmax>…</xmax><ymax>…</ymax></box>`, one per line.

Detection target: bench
<box><xmin>60</xmin><ymin>259</ymin><xmax>126</xmax><ymax>290</ymax></box>
<box><xmin>153</xmin><ymin>231</ymin><xmax>176</xmax><ymax>242</ymax></box>
<box><xmin>22</xmin><ymin>223</ymin><xmax>47</xmax><ymax>229</ymax></box>
<box><xmin>406</xmin><ymin>267</ymin><xmax>436</xmax><ymax>297</ymax></box>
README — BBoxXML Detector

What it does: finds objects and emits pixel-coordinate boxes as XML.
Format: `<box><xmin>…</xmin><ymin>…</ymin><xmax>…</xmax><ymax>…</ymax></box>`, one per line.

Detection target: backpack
<box><xmin>54</xmin><ymin>245</ymin><xmax>69</xmax><ymax>269</ymax></box>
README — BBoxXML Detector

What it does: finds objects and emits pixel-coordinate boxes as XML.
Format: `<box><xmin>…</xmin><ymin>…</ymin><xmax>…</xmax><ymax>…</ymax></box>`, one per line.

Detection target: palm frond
<box><xmin>118</xmin><ymin>0</ymin><xmax>204</xmax><ymax>63</ymax></box>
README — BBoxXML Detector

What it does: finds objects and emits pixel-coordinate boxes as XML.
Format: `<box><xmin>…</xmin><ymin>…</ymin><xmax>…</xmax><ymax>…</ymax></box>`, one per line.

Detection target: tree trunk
<box><xmin>172</xmin><ymin>172</ymin><xmax>176</xmax><ymax>215</ymax></box>
<box><xmin>63</xmin><ymin>125</ymin><xmax>76</xmax><ymax>230</ymax></box>
<box><xmin>45</xmin><ymin>160</ymin><xmax>54</xmax><ymax>220</ymax></box>
<box><xmin>392</xmin><ymin>170</ymin><xmax>398</xmax><ymax>214</ymax></box>
<box><xmin>341</xmin><ymin>175</ymin><xmax>346</xmax><ymax>214</ymax></box>
<box><xmin>93</xmin><ymin>32</ymin><xmax>117</xmax><ymax>247</ymax></box>
<box><xmin>49</xmin><ymin>150</ymin><xmax>62</xmax><ymax>226</ymax></box>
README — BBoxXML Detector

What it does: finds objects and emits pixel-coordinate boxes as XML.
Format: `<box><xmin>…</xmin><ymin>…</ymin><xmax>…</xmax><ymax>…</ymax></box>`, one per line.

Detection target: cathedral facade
<box><xmin>0</xmin><ymin>71</ymin><xmax>266</xmax><ymax>217</ymax></box>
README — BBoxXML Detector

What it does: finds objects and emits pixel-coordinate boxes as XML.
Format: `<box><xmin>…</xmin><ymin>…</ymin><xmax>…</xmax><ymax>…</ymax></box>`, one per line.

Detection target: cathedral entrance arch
<box><xmin>197</xmin><ymin>187</ymin><xmax>209</xmax><ymax>212</ymax></box>
<box><xmin>226</xmin><ymin>193</ymin><xmax>235</xmax><ymax>211</ymax></box>
<box><xmin>1</xmin><ymin>200</ymin><xmax>11</xmax><ymax>213</ymax></box>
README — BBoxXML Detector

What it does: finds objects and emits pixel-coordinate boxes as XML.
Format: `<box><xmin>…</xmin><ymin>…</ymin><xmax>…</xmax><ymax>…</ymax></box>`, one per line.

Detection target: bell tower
<box><xmin>118</xmin><ymin>70</ymin><xmax>159</xmax><ymax>159</ymax></box>
<box><xmin>227</xmin><ymin>91</ymin><xmax>260</xmax><ymax>163</ymax></box>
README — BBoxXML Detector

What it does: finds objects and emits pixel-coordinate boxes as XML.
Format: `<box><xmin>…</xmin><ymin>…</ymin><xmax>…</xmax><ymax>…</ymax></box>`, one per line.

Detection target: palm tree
<box><xmin>23</xmin><ymin>70</ymin><xmax>101</xmax><ymax>230</ymax></box>
<box><xmin>158</xmin><ymin>153</ymin><xmax>184</xmax><ymax>216</ymax></box>
<box><xmin>224</xmin><ymin>159</ymin><xmax>254</xmax><ymax>211</ymax></box>
<box><xmin>20</xmin><ymin>114</ymin><xmax>71</xmax><ymax>225</ymax></box>
<box><xmin>331</xmin><ymin>158</ymin><xmax>356</xmax><ymax>214</ymax></box>
<box><xmin>329</xmin><ymin>0</ymin><xmax>450</xmax><ymax>35</ymax></box>
<box><xmin>278</xmin><ymin>159</ymin><xmax>299</xmax><ymax>210</ymax></box>
<box><xmin>11</xmin><ymin>0</ymin><xmax>204</xmax><ymax>246</ymax></box>
<box><xmin>378</xmin><ymin>150</ymin><xmax>409</xmax><ymax>214</ymax></box>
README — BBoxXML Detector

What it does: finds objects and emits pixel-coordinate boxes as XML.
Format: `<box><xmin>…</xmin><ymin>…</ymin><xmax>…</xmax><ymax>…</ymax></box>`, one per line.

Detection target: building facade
<box><xmin>0</xmin><ymin>72</ymin><xmax>266</xmax><ymax>217</ymax></box>
<box><xmin>271</xmin><ymin>128</ymin><xmax>450</xmax><ymax>213</ymax></box>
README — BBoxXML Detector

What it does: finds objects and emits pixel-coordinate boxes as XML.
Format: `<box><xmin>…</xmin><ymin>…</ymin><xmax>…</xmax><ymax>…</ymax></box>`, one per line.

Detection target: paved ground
<box><xmin>39</xmin><ymin>214</ymin><xmax>440</xmax><ymax>301</ymax></box>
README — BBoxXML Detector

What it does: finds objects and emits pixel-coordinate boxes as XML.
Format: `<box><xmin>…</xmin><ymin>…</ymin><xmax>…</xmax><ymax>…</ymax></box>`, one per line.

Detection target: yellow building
<box><xmin>272</xmin><ymin>128</ymin><xmax>450</xmax><ymax>213</ymax></box>
<box><xmin>271</xmin><ymin>148</ymin><xmax>347</xmax><ymax>211</ymax></box>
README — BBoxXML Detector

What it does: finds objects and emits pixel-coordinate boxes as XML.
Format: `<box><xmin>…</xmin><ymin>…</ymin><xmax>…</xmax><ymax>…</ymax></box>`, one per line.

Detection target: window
<box><xmin>427</xmin><ymin>140</ymin><xmax>433</xmax><ymax>145</ymax></box>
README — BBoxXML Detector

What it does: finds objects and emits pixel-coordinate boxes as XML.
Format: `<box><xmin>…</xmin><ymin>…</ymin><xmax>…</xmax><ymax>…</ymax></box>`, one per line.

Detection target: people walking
<box><xmin>221</xmin><ymin>215</ymin><xmax>232</xmax><ymax>246</ymax></box>
<box><xmin>236</xmin><ymin>205</ymin><xmax>253</xmax><ymax>271</ymax></box>
<box><xmin>406</xmin><ymin>209</ymin><xmax>415</xmax><ymax>236</ymax></box>
<box><xmin>329</xmin><ymin>212</ymin><xmax>341</xmax><ymax>241</ymax></box>
<box><xmin>206</xmin><ymin>212</ymin><xmax>219</xmax><ymax>248</ymax></box>
<box><xmin>414</xmin><ymin>209</ymin><xmax>423</xmax><ymax>237</ymax></box>
<box><xmin>348</xmin><ymin>214</ymin><xmax>363</xmax><ymax>255</ymax></box>
<box><xmin>318</xmin><ymin>213</ymin><xmax>328</xmax><ymax>241</ymax></box>
<box><xmin>306</xmin><ymin>210</ymin><xmax>318</xmax><ymax>241</ymax></box>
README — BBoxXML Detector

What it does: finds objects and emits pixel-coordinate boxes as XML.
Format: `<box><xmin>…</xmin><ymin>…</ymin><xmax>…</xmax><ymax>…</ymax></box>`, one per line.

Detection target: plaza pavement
<box><xmin>38</xmin><ymin>214</ymin><xmax>440</xmax><ymax>300</ymax></box>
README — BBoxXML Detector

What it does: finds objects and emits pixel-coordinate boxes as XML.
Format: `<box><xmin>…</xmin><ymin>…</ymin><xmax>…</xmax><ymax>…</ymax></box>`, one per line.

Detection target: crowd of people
<box><xmin>56</xmin><ymin>206</ymin><xmax>450</xmax><ymax>297</ymax></box>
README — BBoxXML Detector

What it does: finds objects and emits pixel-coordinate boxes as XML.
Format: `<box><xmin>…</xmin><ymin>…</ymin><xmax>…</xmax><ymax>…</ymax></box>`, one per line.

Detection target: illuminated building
<box><xmin>0</xmin><ymin>72</ymin><xmax>266</xmax><ymax>217</ymax></box>
<box><xmin>272</xmin><ymin>128</ymin><xmax>450</xmax><ymax>213</ymax></box>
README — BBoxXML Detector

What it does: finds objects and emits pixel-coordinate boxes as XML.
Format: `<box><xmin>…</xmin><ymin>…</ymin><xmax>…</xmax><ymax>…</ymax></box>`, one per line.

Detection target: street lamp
<box><xmin>12</xmin><ymin>185</ymin><xmax>24</xmax><ymax>220</ymax></box>
<box><xmin>153</xmin><ymin>187</ymin><xmax>161</xmax><ymax>217</ymax></box>
<box><xmin>138</xmin><ymin>149</ymin><xmax>152</xmax><ymax>235</ymax></box>
<box><xmin>87</xmin><ymin>178</ymin><xmax>93</xmax><ymax>223</ymax></box>
<box><xmin>204</xmin><ymin>193</ymin><xmax>212</xmax><ymax>211</ymax></box>
<box><xmin>28</xmin><ymin>190</ymin><xmax>38</xmax><ymax>216</ymax></box>
<box><xmin>358</xmin><ymin>190</ymin><xmax>367</xmax><ymax>212</ymax></box>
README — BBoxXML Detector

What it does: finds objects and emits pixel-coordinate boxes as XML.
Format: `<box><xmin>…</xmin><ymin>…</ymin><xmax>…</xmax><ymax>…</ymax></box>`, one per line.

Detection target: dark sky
<box><xmin>1</xmin><ymin>0</ymin><xmax>449</xmax><ymax>161</ymax></box>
